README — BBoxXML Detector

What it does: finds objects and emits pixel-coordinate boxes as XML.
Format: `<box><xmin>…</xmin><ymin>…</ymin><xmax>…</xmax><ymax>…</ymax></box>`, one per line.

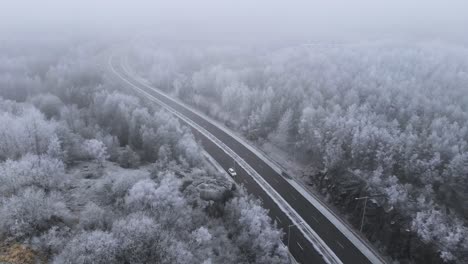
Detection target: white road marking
<box><xmin>275</xmin><ymin>216</ymin><xmax>282</xmax><ymax>224</ymax></box>
<box><xmin>297</xmin><ymin>242</ymin><xmax>304</xmax><ymax>251</ymax></box>
<box><xmin>110</xmin><ymin>55</ymin><xmax>345</xmax><ymax>264</ymax></box>
<box><xmin>116</xmin><ymin>57</ymin><xmax>386</xmax><ymax>264</ymax></box>
<box><xmin>311</xmin><ymin>215</ymin><xmax>320</xmax><ymax>223</ymax></box>
<box><xmin>336</xmin><ymin>241</ymin><xmax>345</xmax><ymax>249</ymax></box>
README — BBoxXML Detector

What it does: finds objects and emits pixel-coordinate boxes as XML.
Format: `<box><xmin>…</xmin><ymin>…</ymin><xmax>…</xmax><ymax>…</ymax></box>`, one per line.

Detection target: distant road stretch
<box><xmin>108</xmin><ymin>53</ymin><xmax>385</xmax><ymax>264</ymax></box>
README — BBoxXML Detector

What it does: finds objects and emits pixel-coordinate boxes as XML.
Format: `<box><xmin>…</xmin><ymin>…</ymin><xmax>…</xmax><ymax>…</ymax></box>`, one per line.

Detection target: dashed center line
<box><xmin>311</xmin><ymin>215</ymin><xmax>320</xmax><ymax>223</ymax></box>
<box><xmin>336</xmin><ymin>240</ymin><xmax>345</xmax><ymax>249</ymax></box>
<box><xmin>111</xmin><ymin>57</ymin><xmax>381</xmax><ymax>264</ymax></box>
<box><xmin>296</xmin><ymin>242</ymin><xmax>304</xmax><ymax>251</ymax></box>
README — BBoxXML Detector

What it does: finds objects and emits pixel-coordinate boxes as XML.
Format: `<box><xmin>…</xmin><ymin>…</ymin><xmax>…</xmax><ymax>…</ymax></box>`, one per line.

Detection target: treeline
<box><xmin>128</xmin><ymin>41</ymin><xmax>468</xmax><ymax>263</ymax></box>
<box><xmin>0</xmin><ymin>39</ymin><xmax>288</xmax><ymax>263</ymax></box>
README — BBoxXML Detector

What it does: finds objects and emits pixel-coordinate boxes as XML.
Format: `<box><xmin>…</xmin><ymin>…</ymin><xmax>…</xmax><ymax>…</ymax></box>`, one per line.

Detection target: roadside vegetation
<box><xmin>0</xmin><ymin>38</ymin><xmax>288</xmax><ymax>264</ymax></box>
<box><xmin>128</xmin><ymin>40</ymin><xmax>468</xmax><ymax>263</ymax></box>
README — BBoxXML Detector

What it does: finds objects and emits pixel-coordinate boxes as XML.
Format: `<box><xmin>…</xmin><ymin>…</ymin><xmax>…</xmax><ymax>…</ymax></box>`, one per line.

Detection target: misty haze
<box><xmin>0</xmin><ymin>1</ymin><xmax>467</xmax><ymax>264</ymax></box>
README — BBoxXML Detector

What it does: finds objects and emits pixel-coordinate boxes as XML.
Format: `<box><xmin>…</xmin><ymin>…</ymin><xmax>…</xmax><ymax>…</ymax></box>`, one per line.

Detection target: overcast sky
<box><xmin>2</xmin><ymin>0</ymin><xmax>468</xmax><ymax>42</ymax></box>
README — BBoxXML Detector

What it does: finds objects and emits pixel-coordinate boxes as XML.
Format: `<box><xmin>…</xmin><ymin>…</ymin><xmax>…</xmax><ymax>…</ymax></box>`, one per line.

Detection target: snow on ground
<box><xmin>65</xmin><ymin>161</ymin><xmax>151</xmax><ymax>216</ymax></box>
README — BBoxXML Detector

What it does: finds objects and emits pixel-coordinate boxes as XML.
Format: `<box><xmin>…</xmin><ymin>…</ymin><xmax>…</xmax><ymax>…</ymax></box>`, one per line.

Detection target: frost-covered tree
<box><xmin>30</xmin><ymin>93</ymin><xmax>64</xmax><ymax>119</ymax></box>
<box><xmin>83</xmin><ymin>139</ymin><xmax>109</xmax><ymax>165</ymax></box>
<box><xmin>93</xmin><ymin>91</ymin><xmax>140</xmax><ymax>145</ymax></box>
<box><xmin>225</xmin><ymin>196</ymin><xmax>288</xmax><ymax>264</ymax></box>
<box><xmin>117</xmin><ymin>145</ymin><xmax>141</xmax><ymax>168</ymax></box>
<box><xmin>111</xmin><ymin>213</ymin><xmax>170</xmax><ymax>264</ymax></box>
<box><xmin>175</xmin><ymin>132</ymin><xmax>203</xmax><ymax>167</ymax></box>
<box><xmin>0</xmin><ymin>104</ymin><xmax>58</xmax><ymax>160</ymax></box>
<box><xmin>270</xmin><ymin>108</ymin><xmax>294</xmax><ymax>147</ymax></box>
<box><xmin>412</xmin><ymin>209</ymin><xmax>468</xmax><ymax>262</ymax></box>
<box><xmin>125</xmin><ymin>176</ymin><xmax>192</xmax><ymax>230</ymax></box>
<box><xmin>127</xmin><ymin>41</ymin><xmax>468</xmax><ymax>262</ymax></box>
<box><xmin>0</xmin><ymin>188</ymin><xmax>71</xmax><ymax>240</ymax></box>
<box><xmin>47</xmin><ymin>135</ymin><xmax>67</xmax><ymax>161</ymax></box>
<box><xmin>53</xmin><ymin>231</ymin><xmax>119</xmax><ymax>264</ymax></box>
<box><xmin>0</xmin><ymin>154</ymin><xmax>67</xmax><ymax>196</ymax></box>
<box><xmin>78</xmin><ymin>202</ymin><xmax>110</xmax><ymax>231</ymax></box>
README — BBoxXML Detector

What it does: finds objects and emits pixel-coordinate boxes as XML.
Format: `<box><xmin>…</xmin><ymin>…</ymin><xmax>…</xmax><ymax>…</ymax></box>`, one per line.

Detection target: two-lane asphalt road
<box><xmin>108</xmin><ymin>54</ymin><xmax>383</xmax><ymax>264</ymax></box>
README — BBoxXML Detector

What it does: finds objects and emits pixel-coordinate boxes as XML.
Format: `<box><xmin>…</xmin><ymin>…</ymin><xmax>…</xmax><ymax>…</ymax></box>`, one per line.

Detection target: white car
<box><xmin>228</xmin><ymin>168</ymin><xmax>237</xmax><ymax>177</ymax></box>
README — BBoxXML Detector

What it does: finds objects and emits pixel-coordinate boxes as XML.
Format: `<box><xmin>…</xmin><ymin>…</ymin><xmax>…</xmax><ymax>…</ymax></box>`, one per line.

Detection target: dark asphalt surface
<box><xmin>110</xmin><ymin>56</ymin><xmax>376</xmax><ymax>264</ymax></box>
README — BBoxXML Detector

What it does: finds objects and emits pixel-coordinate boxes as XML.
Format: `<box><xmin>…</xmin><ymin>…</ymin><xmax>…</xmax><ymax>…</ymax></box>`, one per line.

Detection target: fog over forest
<box><xmin>2</xmin><ymin>0</ymin><xmax>468</xmax><ymax>43</ymax></box>
<box><xmin>0</xmin><ymin>1</ymin><xmax>467</xmax><ymax>264</ymax></box>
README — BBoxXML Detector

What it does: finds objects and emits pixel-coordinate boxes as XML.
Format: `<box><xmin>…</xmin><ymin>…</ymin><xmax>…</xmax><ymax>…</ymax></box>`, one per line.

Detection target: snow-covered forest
<box><xmin>0</xmin><ymin>39</ymin><xmax>288</xmax><ymax>263</ymax></box>
<box><xmin>128</xmin><ymin>41</ymin><xmax>468</xmax><ymax>263</ymax></box>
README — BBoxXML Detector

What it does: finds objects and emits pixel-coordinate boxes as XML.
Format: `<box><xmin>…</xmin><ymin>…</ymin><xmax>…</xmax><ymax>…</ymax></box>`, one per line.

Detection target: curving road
<box><xmin>108</xmin><ymin>54</ymin><xmax>385</xmax><ymax>264</ymax></box>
